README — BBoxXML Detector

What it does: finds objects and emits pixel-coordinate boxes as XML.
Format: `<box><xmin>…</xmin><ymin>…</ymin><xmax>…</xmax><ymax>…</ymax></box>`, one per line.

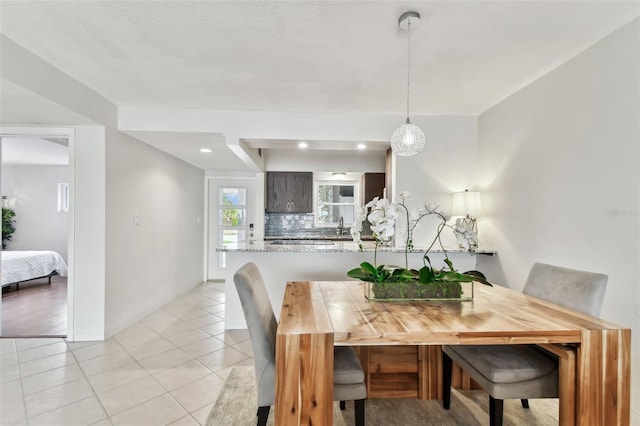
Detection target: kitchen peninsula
<box><xmin>219</xmin><ymin>240</ymin><xmax>493</xmax><ymax>328</ymax></box>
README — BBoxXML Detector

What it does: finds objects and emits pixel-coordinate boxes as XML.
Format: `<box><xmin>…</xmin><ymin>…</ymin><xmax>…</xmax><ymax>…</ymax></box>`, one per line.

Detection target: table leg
<box><xmin>576</xmin><ymin>329</ymin><xmax>631</xmax><ymax>425</ymax></box>
<box><xmin>418</xmin><ymin>346</ymin><xmax>443</xmax><ymax>400</ymax></box>
<box><xmin>276</xmin><ymin>331</ymin><xmax>334</xmax><ymax>425</ymax></box>
<box><xmin>539</xmin><ymin>344</ymin><xmax>576</xmax><ymax>425</ymax></box>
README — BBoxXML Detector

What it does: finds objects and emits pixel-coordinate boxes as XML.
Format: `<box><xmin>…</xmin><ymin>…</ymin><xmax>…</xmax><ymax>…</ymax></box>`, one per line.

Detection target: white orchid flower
<box><xmin>365</xmin><ymin>197</ymin><xmax>379</xmax><ymax>209</ymax></box>
<box><xmin>351</xmin><ymin>189</ymin><xmax>482</xmax><ymax>271</ymax></box>
<box><xmin>396</xmin><ymin>191</ymin><xmax>412</xmax><ymax>202</ymax></box>
<box><xmin>411</xmin><ymin>208</ymin><xmax>429</xmax><ymax>220</ymax></box>
<box><xmin>386</xmin><ymin>203</ymin><xmax>400</xmax><ymax>219</ymax></box>
<box><xmin>374</xmin><ymin>225</ymin><xmax>394</xmax><ymax>241</ymax></box>
<box><xmin>453</xmin><ymin>218</ymin><xmax>479</xmax><ymax>252</ymax></box>
<box><xmin>367</xmin><ymin>209</ymin><xmax>384</xmax><ymax>225</ymax></box>
<box><xmin>424</xmin><ymin>203</ymin><xmax>439</xmax><ymax>213</ymax></box>
<box><xmin>374</xmin><ymin>198</ymin><xmax>389</xmax><ymax>212</ymax></box>
<box><xmin>424</xmin><ymin>203</ymin><xmax>451</xmax><ymax>221</ymax></box>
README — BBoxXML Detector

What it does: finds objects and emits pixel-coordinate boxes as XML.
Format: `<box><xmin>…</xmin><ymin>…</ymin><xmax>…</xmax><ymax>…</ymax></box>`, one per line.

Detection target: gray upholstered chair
<box><xmin>442</xmin><ymin>262</ymin><xmax>607</xmax><ymax>426</ymax></box>
<box><xmin>234</xmin><ymin>262</ymin><xmax>366</xmax><ymax>426</ymax></box>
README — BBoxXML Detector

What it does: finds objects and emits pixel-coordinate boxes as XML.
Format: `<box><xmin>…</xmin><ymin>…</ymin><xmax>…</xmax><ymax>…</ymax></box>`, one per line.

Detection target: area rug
<box><xmin>206</xmin><ymin>367</ymin><xmax>558</xmax><ymax>425</ymax></box>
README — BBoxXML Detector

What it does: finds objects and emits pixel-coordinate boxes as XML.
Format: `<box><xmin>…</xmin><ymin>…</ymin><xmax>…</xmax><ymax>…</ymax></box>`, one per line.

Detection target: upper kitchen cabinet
<box><xmin>361</xmin><ymin>172</ymin><xmax>386</xmax><ymax>204</ymax></box>
<box><xmin>266</xmin><ymin>172</ymin><xmax>313</xmax><ymax>213</ymax></box>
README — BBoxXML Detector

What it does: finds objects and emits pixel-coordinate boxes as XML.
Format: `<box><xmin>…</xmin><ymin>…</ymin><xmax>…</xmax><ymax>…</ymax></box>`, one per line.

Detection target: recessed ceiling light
<box><xmin>200</xmin><ymin>148</ymin><xmax>212</xmax><ymax>153</ymax></box>
<box><xmin>357</xmin><ymin>143</ymin><xmax>366</xmax><ymax>150</ymax></box>
<box><xmin>298</xmin><ymin>142</ymin><xmax>308</xmax><ymax>149</ymax></box>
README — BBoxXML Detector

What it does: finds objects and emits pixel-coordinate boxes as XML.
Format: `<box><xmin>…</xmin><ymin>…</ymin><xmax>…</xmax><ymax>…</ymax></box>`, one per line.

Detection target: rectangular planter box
<box><xmin>364</xmin><ymin>280</ymin><xmax>474</xmax><ymax>301</ymax></box>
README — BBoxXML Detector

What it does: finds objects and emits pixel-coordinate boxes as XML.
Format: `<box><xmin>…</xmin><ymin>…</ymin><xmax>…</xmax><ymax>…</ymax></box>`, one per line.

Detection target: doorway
<box><xmin>1</xmin><ymin>135</ymin><xmax>71</xmax><ymax>337</ymax></box>
<box><xmin>206</xmin><ymin>177</ymin><xmax>260</xmax><ymax>280</ymax></box>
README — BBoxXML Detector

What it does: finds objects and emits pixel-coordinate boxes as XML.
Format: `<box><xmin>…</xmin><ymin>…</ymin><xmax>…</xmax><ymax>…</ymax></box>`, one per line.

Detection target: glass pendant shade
<box><xmin>391</xmin><ymin>119</ymin><xmax>425</xmax><ymax>156</ymax></box>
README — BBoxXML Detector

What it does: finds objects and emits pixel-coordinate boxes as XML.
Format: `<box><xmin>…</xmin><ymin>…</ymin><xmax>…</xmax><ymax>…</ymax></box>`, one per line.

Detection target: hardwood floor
<box><xmin>1</xmin><ymin>276</ymin><xmax>67</xmax><ymax>337</ymax></box>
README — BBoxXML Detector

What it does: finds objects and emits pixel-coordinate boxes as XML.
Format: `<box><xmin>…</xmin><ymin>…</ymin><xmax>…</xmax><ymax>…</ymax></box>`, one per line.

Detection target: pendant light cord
<box><xmin>406</xmin><ymin>17</ymin><xmax>412</xmax><ymax>122</ymax></box>
<box><xmin>391</xmin><ymin>11</ymin><xmax>425</xmax><ymax>156</ymax></box>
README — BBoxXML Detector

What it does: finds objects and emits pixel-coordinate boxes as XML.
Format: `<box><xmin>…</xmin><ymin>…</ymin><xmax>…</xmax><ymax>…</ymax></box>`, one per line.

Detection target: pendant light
<box><xmin>391</xmin><ymin>11</ymin><xmax>425</xmax><ymax>157</ymax></box>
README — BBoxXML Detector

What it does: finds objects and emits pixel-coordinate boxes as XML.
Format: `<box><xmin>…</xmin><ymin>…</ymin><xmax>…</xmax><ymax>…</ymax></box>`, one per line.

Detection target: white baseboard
<box><xmin>67</xmin><ymin>332</ymin><xmax>105</xmax><ymax>342</ymax></box>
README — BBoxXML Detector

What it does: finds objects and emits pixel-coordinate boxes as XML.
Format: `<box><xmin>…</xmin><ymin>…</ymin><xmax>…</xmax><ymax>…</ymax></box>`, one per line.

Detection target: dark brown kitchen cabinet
<box><xmin>361</xmin><ymin>172</ymin><xmax>386</xmax><ymax>204</ymax></box>
<box><xmin>266</xmin><ymin>172</ymin><xmax>313</xmax><ymax>213</ymax></box>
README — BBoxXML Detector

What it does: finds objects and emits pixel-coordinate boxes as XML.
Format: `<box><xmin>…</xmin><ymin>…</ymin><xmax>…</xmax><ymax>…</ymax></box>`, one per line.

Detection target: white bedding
<box><xmin>1</xmin><ymin>251</ymin><xmax>68</xmax><ymax>286</ymax></box>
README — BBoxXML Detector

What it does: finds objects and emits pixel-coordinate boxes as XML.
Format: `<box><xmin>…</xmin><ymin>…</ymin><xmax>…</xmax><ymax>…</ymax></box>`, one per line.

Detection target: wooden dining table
<box><xmin>275</xmin><ymin>281</ymin><xmax>630</xmax><ymax>426</ymax></box>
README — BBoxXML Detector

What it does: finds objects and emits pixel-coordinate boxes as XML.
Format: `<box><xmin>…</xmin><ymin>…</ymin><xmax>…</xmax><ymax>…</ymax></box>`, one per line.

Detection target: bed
<box><xmin>1</xmin><ymin>250</ymin><xmax>68</xmax><ymax>290</ymax></box>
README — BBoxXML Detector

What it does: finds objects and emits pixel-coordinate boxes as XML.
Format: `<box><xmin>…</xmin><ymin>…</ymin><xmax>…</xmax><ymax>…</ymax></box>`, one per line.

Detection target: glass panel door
<box><xmin>218</xmin><ymin>187</ymin><xmax>247</xmax><ymax>268</ymax></box>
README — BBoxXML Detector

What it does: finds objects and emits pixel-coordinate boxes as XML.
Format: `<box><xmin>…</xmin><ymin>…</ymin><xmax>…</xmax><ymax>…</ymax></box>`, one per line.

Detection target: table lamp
<box><xmin>452</xmin><ymin>189</ymin><xmax>481</xmax><ymax>232</ymax></box>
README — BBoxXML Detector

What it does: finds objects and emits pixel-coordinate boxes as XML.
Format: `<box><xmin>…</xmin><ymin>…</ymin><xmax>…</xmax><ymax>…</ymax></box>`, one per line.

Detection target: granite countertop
<box><xmin>217</xmin><ymin>240</ymin><xmax>496</xmax><ymax>255</ymax></box>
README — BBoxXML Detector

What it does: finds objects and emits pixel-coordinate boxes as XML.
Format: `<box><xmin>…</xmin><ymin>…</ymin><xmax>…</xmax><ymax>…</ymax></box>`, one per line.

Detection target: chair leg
<box><xmin>257</xmin><ymin>406</ymin><xmax>270</xmax><ymax>426</ymax></box>
<box><xmin>339</xmin><ymin>400</ymin><xmax>346</xmax><ymax>410</ymax></box>
<box><xmin>442</xmin><ymin>351</ymin><xmax>453</xmax><ymax>409</ymax></box>
<box><xmin>521</xmin><ymin>398</ymin><xmax>529</xmax><ymax>409</ymax></box>
<box><xmin>489</xmin><ymin>396</ymin><xmax>504</xmax><ymax>426</ymax></box>
<box><xmin>354</xmin><ymin>399</ymin><xmax>365</xmax><ymax>426</ymax></box>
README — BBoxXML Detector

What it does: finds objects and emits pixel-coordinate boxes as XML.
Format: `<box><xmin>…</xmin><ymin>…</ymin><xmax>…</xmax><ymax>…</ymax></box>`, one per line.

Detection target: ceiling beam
<box><xmin>225</xmin><ymin>136</ymin><xmax>265</xmax><ymax>172</ymax></box>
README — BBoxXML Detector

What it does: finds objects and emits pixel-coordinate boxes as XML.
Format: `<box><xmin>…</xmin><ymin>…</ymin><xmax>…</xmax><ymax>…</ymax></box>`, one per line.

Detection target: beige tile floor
<box><xmin>1</xmin><ymin>282</ymin><xmax>253</xmax><ymax>426</ymax></box>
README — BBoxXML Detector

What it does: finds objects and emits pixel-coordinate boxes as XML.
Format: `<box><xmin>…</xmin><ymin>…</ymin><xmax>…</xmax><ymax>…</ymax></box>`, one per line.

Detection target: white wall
<box><xmin>104</xmin><ymin>129</ymin><xmax>204</xmax><ymax>336</ymax></box>
<box><xmin>264</xmin><ymin>149</ymin><xmax>385</xmax><ymax>173</ymax></box>
<box><xmin>1</xmin><ymin>36</ymin><xmax>205</xmax><ymax>340</ymax></box>
<box><xmin>71</xmin><ymin>126</ymin><xmax>106</xmax><ymax>340</ymax></box>
<box><xmin>476</xmin><ymin>19</ymin><xmax>639</xmax><ymax>419</ymax></box>
<box><xmin>1</xmin><ymin>165</ymin><xmax>69</xmax><ymax>260</ymax></box>
<box><xmin>394</xmin><ymin>116</ymin><xmax>479</xmax><ymax>248</ymax></box>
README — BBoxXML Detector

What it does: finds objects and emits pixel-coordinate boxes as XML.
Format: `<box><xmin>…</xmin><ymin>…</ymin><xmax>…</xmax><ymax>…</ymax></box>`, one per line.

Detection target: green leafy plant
<box><xmin>347</xmin><ymin>191</ymin><xmax>491</xmax><ymax>292</ymax></box>
<box><xmin>347</xmin><ymin>255</ymin><xmax>490</xmax><ymax>287</ymax></box>
<box><xmin>2</xmin><ymin>196</ymin><xmax>16</xmax><ymax>249</ymax></box>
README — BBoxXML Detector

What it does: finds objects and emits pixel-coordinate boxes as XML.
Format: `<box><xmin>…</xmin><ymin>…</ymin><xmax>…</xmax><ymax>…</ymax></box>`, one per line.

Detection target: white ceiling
<box><xmin>0</xmin><ymin>80</ymin><xmax>97</xmax><ymax>126</ymax></box>
<box><xmin>123</xmin><ymin>130</ymin><xmax>248</xmax><ymax>171</ymax></box>
<box><xmin>1</xmin><ymin>1</ymin><xmax>638</xmax><ymax>168</ymax></box>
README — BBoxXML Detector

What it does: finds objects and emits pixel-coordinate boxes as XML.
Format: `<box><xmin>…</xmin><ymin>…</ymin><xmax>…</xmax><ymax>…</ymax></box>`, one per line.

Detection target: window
<box><xmin>218</xmin><ymin>187</ymin><xmax>247</xmax><ymax>268</ymax></box>
<box><xmin>315</xmin><ymin>181</ymin><xmax>359</xmax><ymax>227</ymax></box>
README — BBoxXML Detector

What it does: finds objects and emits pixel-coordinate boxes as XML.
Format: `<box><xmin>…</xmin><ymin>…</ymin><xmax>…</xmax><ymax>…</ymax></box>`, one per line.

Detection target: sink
<box><xmin>269</xmin><ymin>240</ymin><xmax>335</xmax><ymax>246</ymax></box>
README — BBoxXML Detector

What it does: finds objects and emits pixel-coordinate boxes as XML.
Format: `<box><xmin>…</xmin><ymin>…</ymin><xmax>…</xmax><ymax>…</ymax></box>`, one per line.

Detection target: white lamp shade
<box><xmin>452</xmin><ymin>191</ymin><xmax>481</xmax><ymax>217</ymax></box>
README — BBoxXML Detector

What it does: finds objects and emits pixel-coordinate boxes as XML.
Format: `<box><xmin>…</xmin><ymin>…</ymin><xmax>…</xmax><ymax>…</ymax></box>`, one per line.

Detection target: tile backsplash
<box><xmin>264</xmin><ymin>213</ymin><xmax>372</xmax><ymax>238</ymax></box>
<box><xmin>265</xmin><ymin>213</ymin><xmax>322</xmax><ymax>236</ymax></box>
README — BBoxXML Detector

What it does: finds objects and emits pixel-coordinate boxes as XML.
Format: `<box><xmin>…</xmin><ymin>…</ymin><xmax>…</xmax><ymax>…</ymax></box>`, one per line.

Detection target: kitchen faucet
<box><xmin>337</xmin><ymin>216</ymin><xmax>344</xmax><ymax>235</ymax></box>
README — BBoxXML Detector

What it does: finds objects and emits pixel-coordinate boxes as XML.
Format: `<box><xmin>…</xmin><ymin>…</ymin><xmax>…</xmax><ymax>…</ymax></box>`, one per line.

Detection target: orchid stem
<box><xmin>398</xmin><ymin>201</ymin><xmax>410</xmax><ymax>269</ymax></box>
<box><xmin>374</xmin><ymin>240</ymin><xmax>379</xmax><ymax>267</ymax></box>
